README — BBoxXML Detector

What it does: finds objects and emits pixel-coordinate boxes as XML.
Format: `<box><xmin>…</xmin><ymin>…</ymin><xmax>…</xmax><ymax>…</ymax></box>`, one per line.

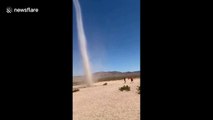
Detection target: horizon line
<box><xmin>73</xmin><ymin>70</ymin><xmax>140</xmax><ymax>77</ymax></box>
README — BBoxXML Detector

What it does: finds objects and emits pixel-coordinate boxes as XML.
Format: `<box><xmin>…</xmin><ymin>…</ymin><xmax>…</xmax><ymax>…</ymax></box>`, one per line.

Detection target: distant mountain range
<box><xmin>73</xmin><ymin>71</ymin><xmax>140</xmax><ymax>85</ymax></box>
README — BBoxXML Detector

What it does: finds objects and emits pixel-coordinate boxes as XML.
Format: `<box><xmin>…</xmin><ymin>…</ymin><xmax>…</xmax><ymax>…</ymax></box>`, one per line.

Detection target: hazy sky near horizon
<box><xmin>73</xmin><ymin>0</ymin><xmax>140</xmax><ymax>76</ymax></box>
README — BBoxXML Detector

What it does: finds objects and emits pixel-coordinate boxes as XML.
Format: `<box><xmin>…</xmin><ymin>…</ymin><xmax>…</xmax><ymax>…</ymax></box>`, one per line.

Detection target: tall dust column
<box><xmin>73</xmin><ymin>0</ymin><xmax>93</xmax><ymax>86</ymax></box>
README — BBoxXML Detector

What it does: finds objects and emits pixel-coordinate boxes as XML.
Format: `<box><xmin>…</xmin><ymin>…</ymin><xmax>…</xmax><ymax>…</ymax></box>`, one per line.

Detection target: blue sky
<box><xmin>73</xmin><ymin>0</ymin><xmax>140</xmax><ymax>76</ymax></box>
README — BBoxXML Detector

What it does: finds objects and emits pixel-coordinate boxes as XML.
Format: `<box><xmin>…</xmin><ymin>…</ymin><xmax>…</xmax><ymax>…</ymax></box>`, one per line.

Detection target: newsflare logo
<box><xmin>6</xmin><ymin>7</ymin><xmax>39</xmax><ymax>13</ymax></box>
<box><xmin>6</xmin><ymin>7</ymin><xmax>13</xmax><ymax>13</ymax></box>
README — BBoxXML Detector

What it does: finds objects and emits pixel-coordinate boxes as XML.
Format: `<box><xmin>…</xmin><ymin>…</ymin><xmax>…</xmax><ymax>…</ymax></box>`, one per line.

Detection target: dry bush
<box><xmin>73</xmin><ymin>88</ymin><xmax>80</xmax><ymax>92</ymax></box>
<box><xmin>137</xmin><ymin>86</ymin><xmax>140</xmax><ymax>94</ymax></box>
<box><xmin>119</xmin><ymin>85</ymin><xmax>130</xmax><ymax>91</ymax></box>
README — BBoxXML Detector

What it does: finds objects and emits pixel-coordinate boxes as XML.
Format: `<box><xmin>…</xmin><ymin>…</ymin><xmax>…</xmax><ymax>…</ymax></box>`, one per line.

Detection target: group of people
<box><xmin>123</xmin><ymin>77</ymin><xmax>133</xmax><ymax>83</ymax></box>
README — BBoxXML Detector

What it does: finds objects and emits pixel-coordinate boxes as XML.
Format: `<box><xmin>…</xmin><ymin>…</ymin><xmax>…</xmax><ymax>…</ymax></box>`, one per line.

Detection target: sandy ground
<box><xmin>73</xmin><ymin>78</ymin><xmax>140</xmax><ymax>120</ymax></box>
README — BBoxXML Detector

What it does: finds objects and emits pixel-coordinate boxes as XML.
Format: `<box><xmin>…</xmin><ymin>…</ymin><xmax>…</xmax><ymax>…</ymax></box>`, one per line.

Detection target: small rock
<box><xmin>103</xmin><ymin>83</ymin><xmax>107</xmax><ymax>86</ymax></box>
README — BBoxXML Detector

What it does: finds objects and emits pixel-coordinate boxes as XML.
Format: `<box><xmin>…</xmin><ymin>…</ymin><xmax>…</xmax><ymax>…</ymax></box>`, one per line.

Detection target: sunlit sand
<box><xmin>73</xmin><ymin>78</ymin><xmax>140</xmax><ymax>120</ymax></box>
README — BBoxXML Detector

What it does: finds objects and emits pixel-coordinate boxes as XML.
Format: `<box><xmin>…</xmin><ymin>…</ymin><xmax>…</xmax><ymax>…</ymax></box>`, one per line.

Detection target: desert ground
<box><xmin>73</xmin><ymin>78</ymin><xmax>140</xmax><ymax>120</ymax></box>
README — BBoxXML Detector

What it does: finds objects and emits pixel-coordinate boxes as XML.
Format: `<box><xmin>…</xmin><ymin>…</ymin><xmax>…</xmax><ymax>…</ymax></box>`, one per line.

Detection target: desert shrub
<box><xmin>119</xmin><ymin>85</ymin><xmax>130</xmax><ymax>91</ymax></box>
<box><xmin>103</xmin><ymin>83</ymin><xmax>107</xmax><ymax>86</ymax></box>
<box><xmin>73</xmin><ymin>88</ymin><xmax>80</xmax><ymax>92</ymax></box>
<box><xmin>98</xmin><ymin>75</ymin><xmax>140</xmax><ymax>82</ymax></box>
<box><xmin>137</xmin><ymin>86</ymin><xmax>140</xmax><ymax>94</ymax></box>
